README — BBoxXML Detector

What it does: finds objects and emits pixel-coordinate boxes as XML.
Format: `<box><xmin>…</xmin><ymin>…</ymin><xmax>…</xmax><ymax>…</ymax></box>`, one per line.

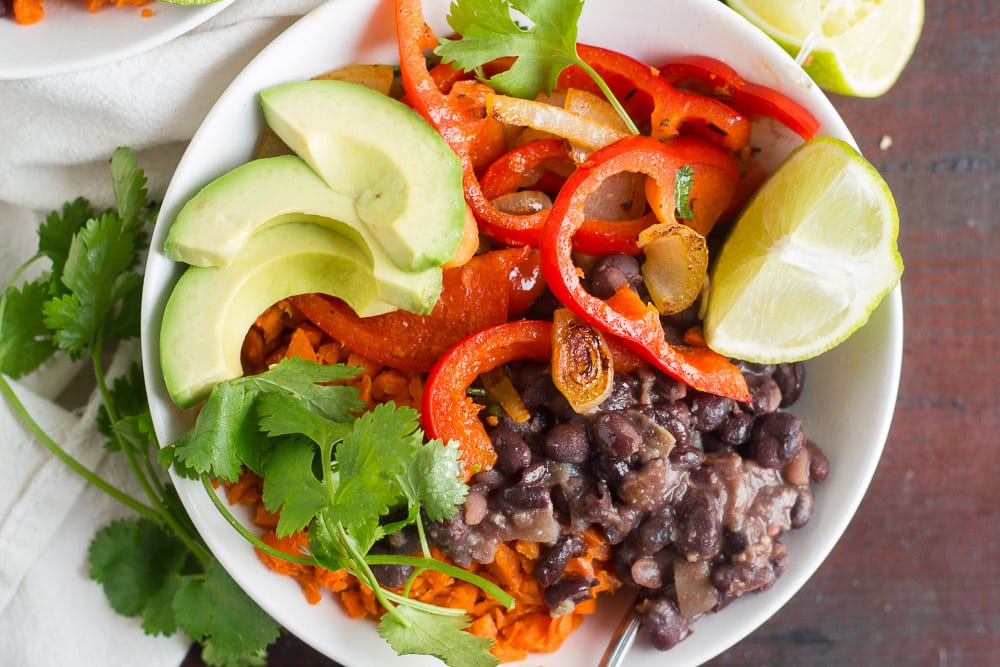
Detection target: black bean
<box><xmin>386</xmin><ymin>526</ymin><xmax>421</xmax><ymax>555</ymax></box>
<box><xmin>371</xmin><ymin>562</ymin><xmax>412</xmax><ymax>589</ymax></box>
<box><xmin>639</xmin><ymin>595</ymin><xmax>690</xmax><ymax>650</ymax></box>
<box><xmin>668</xmin><ymin>444</ymin><xmax>704</xmax><ymax>470</ymax></box>
<box><xmin>721</xmin><ymin>527</ymin><xmax>748</xmax><ymax>555</ymax></box>
<box><xmin>735</xmin><ymin>360</ymin><xmax>776</xmax><ymax>379</ymax></box>
<box><xmin>589</xmin><ymin>265</ymin><xmax>630</xmax><ymax>299</ymax></box>
<box><xmin>592</xmin><ymin>412</ymin><xmax>643</xmax><ymax>460</ymax></box>
<box><xmin>749</xmin><ymin>412</ymin><xmax>805</xmax><ymax>468</ymax></box>
<box><xmin>513</xmin><ymin>362</ymin><xmax>558</xmax><ymax>410</ymax></box>
<box><xmin>675</xmin><ymin>492</ymin><xmax>721</xmax><ymax>560</ymax></box>
<box><xmin>534</xmin><ymin>535</ymin><xmax>586</xmax><ymax>587</ymax></box>
<box><xmin>589</xmin><ymin>254</ymin><xmax>641</xmax><ymax>299</ymax></box>
<box><xmin>592</xmin><ymin>452</ymin><xmax>631</xmax><ymax>487</ymax></box>
<box><xmin>718</xmin><ymin>410</ymin><xmax>754</xmax><ymax>446</ymax></box>
<box><xmin>641</xmin><ymin>400</ymin><xmax>691</xmax><ymax>446</ymax></box>
<box><xmin>631</xmin><ymin>557</ymin><xmax>664</xmax><ymax>588</ymax></box>
<box><xmin>579</xmin><ymin>480</ymin><xmax>614</xmax><ymax>523</ymax></box>
<box><xmin>774</xmin><ymin>362</ymin><xmax>805</xmax><ymax>406</ymax></box>
<box><xmin>806</xmin><ymin>441</ymin><xmax>830</xmax><ymax>483</ymax></box>
<box><xmin>598</xmin><ymin>373</ymin><xmax>641</xmax><ymax>411</ymax></box>
<box><xmin>748</xmin><ymin>376</ymin><xmax>782</xmax><ymax>415</ymax></box>
<box><xmin>543</xmin><ymin>422</ymin><xmax>590</xmax><ymax>463</ymax></box>
<box><xmin>543</xmin><ymin>576</ymin><xmax>596</xmax><ymax>611</ymax></box>
<box><xmin>463</xmin><ymin>491</ymin><xmax>488</xmax><ymax>525</ymax></box>
<box><xmin>790</xmin><ymin>487</ymin><xmax>814</xmax><ymax>528</ymax></box>
<box><xmin>602</xmin><ymin>504</ymin><xmax>641</xmax><ymax>545</ymax></box>
<box><xmin>637</xmin><ymin>506</ymin><xmax>676</xmax><ymax>553</ymax></box>
<box><xmin>660</xmin><ymin>302</ymin><xmax>701</xmax><ymax>337</ymax></box>
<box><xmin>468</xmin><ymin>468</ymin><xmax>507</xmax><ymax>491</ymax></box>
<box><xmin>689</xmin><ymin>392</ymin><xmax>734</xmax><ymax>431</ymax></box>
<box><xmin>710</xmin><ymin>562</ymin><xmax>775</xmax><ymax>597</ymax></box>
<box><xmin>496</xmin><ymin>485</ymin><xmax>551</xmax><ymax>512</ymax></box>
<box><xmin>491</xmin><ymin>424</ymin><xmax>532</xmax><ymax>474</ymax></box>
<box><xmin>368</xmin><ymin>536</ymin><xmax>417</xmax><ymax>588</ymax></box>
<box><xmin>519</xmin><ymin>461</ymin><xmax>550</xmax><ymax>486</ymax></box>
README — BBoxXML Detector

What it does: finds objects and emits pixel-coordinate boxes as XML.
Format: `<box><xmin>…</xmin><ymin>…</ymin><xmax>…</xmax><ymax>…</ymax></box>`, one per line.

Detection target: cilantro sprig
<box><xmin>435</xmin><ymin>0</ymin><xmax>641</xmax><ymax>134</ymax></box>
<box><xmin>164</xmin><ymin>358</ymin><xmax>512</xmax><ymax>667</ymax></box>
<box><xmin>0</xmin><ymin>148</ymin><xmax>280</xmax><ymax>665</ymax></box>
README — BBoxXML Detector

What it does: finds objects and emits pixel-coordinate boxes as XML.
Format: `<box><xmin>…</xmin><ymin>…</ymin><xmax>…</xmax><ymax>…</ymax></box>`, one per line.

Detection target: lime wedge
<box><xmin>703</xmin><ymin>137</ymin><xmax>903</xmax><ymax>363</ymax></box>
<box><xmin>726</xmin><ymin>0</ymin><xmax>924</xmax><ymax>97</ymax></box>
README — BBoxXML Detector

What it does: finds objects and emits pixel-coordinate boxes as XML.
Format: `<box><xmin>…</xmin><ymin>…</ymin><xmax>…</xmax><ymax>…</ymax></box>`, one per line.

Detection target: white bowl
<box><xmin>140</xmin><ymin>0</ymin><xmax>903</xmax><ymax>665</ymax></box>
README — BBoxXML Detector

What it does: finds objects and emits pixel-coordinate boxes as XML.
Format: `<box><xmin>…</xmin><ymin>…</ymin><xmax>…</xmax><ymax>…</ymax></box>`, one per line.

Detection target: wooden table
<box><xmin>185</xmin><ymin>1</ymin><xmax>1000</xmax><ymax>664</ymax></box>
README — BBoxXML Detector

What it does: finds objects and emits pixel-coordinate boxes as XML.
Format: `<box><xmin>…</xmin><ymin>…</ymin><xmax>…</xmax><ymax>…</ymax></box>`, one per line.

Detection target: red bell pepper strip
<box><xmin>423</xmin><ymin>319</ymin><xmax>553</xmax><ymax>477</ymax></box>
<box><xmin>479</xmin><ymin>138</ymin><xmax>572</xmax><ymax>200</ymax></box>
<box><xmin>658</xmin><ymin>55</ymin><xmax>820</xmax><ymax>141</ymax></box>
<box><xmin>396</xmin><ymin>0</ymin><xmax>548</xmax><ymax>247</ymax></box>
<box><xmin>539</xmin><ymin>134</ymin><xmax>751</xmax><ymax>401</ymax></box>
<box><xmin>289</xmin><ymin>247</ymin><xmax>541</xmax><ymax>373</ymax></box>
<box><xmin>558</xmin><ymin>44</ymin><xmax>752</xmax><ymax>155</ymax></box>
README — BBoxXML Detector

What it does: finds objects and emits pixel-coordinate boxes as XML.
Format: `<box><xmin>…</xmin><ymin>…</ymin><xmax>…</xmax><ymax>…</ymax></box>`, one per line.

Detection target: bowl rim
<box><xmin>140</xmin><ymin>1</ymin><xmax>903</xmax><ymax>665</ymax></box>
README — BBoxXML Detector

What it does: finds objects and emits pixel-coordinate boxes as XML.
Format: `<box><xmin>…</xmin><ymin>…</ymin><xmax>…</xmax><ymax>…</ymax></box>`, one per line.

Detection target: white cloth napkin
<box><xmin>0</xmin><ymin>2</ymin><xmax>327</xmax><ymax>664</ymax></box>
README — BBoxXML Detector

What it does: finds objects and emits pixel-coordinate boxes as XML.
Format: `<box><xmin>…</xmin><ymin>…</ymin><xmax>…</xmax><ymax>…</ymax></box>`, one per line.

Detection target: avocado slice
<box><xmin>162</xmin><ymin>155</ymin><xmax>442</xmax><ymax>315</ymax></box>
<box><xmin>260</xmin><ymin>79</ymin><xmax>466</xmax><ymax>272</ymax></box>
<box><xmin>160</xmin><ymin>222</ymin><xmax>394</xmax><ymax>408</ymax></box>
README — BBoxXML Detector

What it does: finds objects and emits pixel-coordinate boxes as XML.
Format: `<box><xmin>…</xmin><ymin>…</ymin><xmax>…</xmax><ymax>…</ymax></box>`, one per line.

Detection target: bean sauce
<box><xmin>426</xmin><ymin>351</ymin><xmax>826</xmax><ymax>651</ymax></box>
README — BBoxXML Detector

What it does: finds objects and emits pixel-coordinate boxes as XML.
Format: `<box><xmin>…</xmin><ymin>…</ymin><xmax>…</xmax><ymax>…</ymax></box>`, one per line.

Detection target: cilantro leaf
<box><xmin>307</xmin><ymin>514</ymin><xmax>350</xmax><ymax>573</ymax></box>
<box><xmin>88</xmin><ymin>518</ymin><xmax>189</xmax><ymax>619</ymax></box>
<box><xmin>166</xmin><ymin>381</ymin><xmax>263</xmax><ymax>482</ymax></box>
<box><xmin>0</xmin><ymin>278</ymin><xmax>57</xmax><ymax>378</ymax></box>
<box><xmin>260</xmin><ymin>436</ymin><xmax>328</xmax><ymax>537</ymax></box>
<box><xmin>42</xmin><ymin>212</ymin><xmax>141</xmax><ymax>357</ymax></box>
<box><xmin>437</xmin><ymin>0</ymin><xmax>584</xmax><ymax>99</ymax></box>
<box><xmin>36</xmin><ymin>197</ymin><xmax>96</xmax><ymax>294</ymax></box>
<box><xmin>98</xmin><ymin>362</ymin><xmax>148</xmax><ymax>444</ymax></box>
<box><xmin>379</xmin><ymin>605</ymin><xmax>498</xmax><ymax>667</ymax></box>
<box><xmin>247</xmin><ymin>356</ymin><xmax>366</xmax><ymax>422</ymax></box>
<box><xmin>330</xmin><ymin>402</ymin><xmax>424</xmax><ymax>530</ymax></box>
<box><xmin>400</xmin><ymin>439</ymin><xmax>467</xmax><ymax>522</ymax></box>
<box><xmin>173</xmin><ymin>560</ymin><xmax>280</xmax><ymax>663</ymax></box>
<box><xmin>674</xmin><ymin>164</ymin><xmax>696</xmax><ymax>219</ymax></box>
<box><xmin>436</xmin><ymin>0</ymin><xmax>638</xmax><ymax>133</ymax></box>
<box><xmin>165</xmin><ymin>358</ymin><xmax>363</xmax><ymax>481</ymax></box>
<box><xmin>257</xmin><ymin>390</ymin><xmax>352</xmax><ymax>454</ymax></box>
<box><xmin>110</xmin><ymin>146</ymin><xmax>150</xmax><ymax>232</ymax></box>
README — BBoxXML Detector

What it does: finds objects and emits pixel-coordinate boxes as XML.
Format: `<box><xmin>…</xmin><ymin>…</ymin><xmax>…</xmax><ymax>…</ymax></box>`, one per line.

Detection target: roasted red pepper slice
<box><xmin>659</xmin><ymin>55</ymin><xmax>820</xmax><ymax>140</ymax></box>
<box><xmin>558</xmin><ymin>44</ymin><xmax>752</xmax><ymax>154</ymax></box>
<box><xmin>539</xmin><ymin>134</ymin><xmax>750</xmax><ymax>401</ymax></box>
<box><xmin>480</xmin><ymin>138</ymin><xmax>572</xmax><ymax>200</ymax></box>
<box><xmin>396</xmin><ymin>0</ymin><xmax>548</xmax><ymax>247</ymax></box>
<box><xmin>289</xmin><ymin>247</ymin><xmax>541</xmax><ymax>372</ymax></box>
<box><xmin>423</xmin><ymin>320</ymin><xmax>553</xmax><ymax>477</ymax></box>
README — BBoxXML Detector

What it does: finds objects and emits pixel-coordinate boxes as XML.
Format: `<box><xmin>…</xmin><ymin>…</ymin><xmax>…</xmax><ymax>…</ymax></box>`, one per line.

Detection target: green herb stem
<box><xmin>0</xmin><ymin>373</ymin><xmax>159</xmax><ymax>521</ymax></box>
<box><xmin>366</xmin><ymin>554</ymin><xmax>515</xmax><ymax>609</ymax></box>
<box><xmin>574</xmin><ymin>59</ymin><xmax>640</xmax><ymax>135</ymax></box>
<box><xmin>201</xmin><ymin>476</ymin><xmax>311</xmax><ymax>565</ymax></box>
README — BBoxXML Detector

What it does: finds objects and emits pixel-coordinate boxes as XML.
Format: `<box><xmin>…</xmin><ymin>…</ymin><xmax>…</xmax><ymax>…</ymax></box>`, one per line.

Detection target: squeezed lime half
<box><xmin>726</xmin><ymin>0</ymin><xmax>924</xmax><ymax>97</ymax></box>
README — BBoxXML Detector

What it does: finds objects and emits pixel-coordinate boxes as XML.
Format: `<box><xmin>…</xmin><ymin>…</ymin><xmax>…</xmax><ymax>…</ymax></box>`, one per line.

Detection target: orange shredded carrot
<box><xmin>232</xmin><ymin>299</ymin><xmax>620</xmax><ymax>660</ymax></box>
<box><xmin>12</xmin><ymin>0</ymin><xmax>45</xmax><ymax>25</ymax></box>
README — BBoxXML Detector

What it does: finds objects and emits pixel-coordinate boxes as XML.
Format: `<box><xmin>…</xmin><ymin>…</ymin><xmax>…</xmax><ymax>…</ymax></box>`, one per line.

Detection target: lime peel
<box><xmin>704</xmin><ymin>137</ymin><xmax>903</xmax><ymax>363</ymax></box>
<box><xmin>726</xmin><ymin>0</ymin><xmax>924</xmax><ymax>97</ymax></box>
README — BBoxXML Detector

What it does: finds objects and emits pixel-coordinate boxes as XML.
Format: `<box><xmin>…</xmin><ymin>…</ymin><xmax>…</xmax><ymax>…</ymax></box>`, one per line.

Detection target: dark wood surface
<box><xmin>185</xmin><ymin>1</ymin><xmax>1000</xmax><ymax>665</ymax></box>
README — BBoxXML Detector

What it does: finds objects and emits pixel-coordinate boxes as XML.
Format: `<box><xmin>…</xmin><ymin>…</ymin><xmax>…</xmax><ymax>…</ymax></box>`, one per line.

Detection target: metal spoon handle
<box><xmin>599</xmin><ymin>599</ymin><xmax>642</xmax><ymax>667</ymax></box>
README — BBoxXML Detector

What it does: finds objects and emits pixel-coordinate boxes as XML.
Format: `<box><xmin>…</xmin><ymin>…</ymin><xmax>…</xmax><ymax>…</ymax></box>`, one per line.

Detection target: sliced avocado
<box><xmin>260</xmin><ymin>79</ymin><xmax>466</xmax><ymax>272</ymax></box>
<box><xmin>162</xmin><ymin>155</ymin><xmax>442</xmax><ymax>315</ymax></box>
<box><xmin>160</xmin><ymin>222</ymin><xmax>394</xmax><ymax>408</ymax></box>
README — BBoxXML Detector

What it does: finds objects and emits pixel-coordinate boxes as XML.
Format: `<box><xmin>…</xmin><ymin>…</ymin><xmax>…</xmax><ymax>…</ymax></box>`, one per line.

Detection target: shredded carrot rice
<box><xmin>228</xmin><ymin>299</ymin><xmax>621</xmax><ymax>661</ymax></box>
<box><xmin>11</xmin><ymin>0</ymin><xmax>151</xmax><ymax>25</ymax></box>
